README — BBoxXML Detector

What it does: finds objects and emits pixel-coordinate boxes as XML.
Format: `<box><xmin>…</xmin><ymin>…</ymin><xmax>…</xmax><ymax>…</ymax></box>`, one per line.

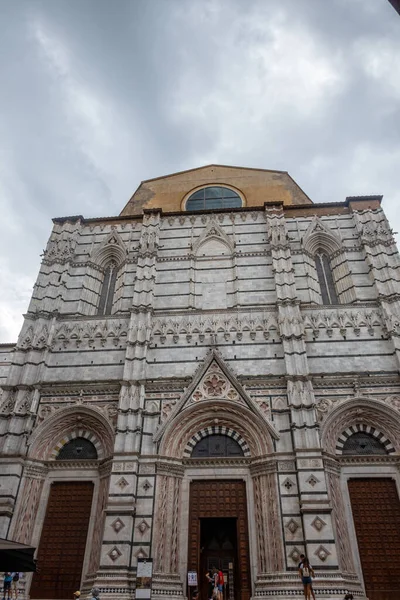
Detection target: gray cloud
<box><xmin>0</xmin><ymin>0</ymin><xmax>399</xmax><ymax>340</ymax></box>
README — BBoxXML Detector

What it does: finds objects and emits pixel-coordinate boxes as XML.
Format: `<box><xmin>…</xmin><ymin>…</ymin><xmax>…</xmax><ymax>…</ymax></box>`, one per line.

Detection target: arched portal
<box><xmin>152</xmin><ymin>400</ymin><xmax>283</xmax><ymax>600</ymax></box>
<box><xmin>320</xmin><ymin>397</ymin><xmax>400</xmax><ymax>599</ymax></box>
<box><xmin>10</xmin><ymin>406</ymin><xmax>114</xmax><ymax>600</ymax></box>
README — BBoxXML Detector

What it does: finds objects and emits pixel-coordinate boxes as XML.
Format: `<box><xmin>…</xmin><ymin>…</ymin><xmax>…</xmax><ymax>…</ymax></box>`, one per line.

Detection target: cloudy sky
<box><xmin>0</xmin><ymin>0</ymin><xmax>399</xmax><ymax>342</ymax></box>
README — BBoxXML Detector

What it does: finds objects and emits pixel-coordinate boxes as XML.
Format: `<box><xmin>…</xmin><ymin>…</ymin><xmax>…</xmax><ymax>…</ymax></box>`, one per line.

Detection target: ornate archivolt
<box><xmin>158</xmin><ymin>400</ymin><xmax>274</xmax><ymax>459</ymax></box>
<box><xmin>50</xmin><ymin>429</ymin><xmax>103</xmax><ymax>459</ymax></box>
<box><xmin>27</xmin><ymin>404</ymin><xmax>115</xmax><ymax>460</ymax></box>
<box><xmin>320</xmin><ymin>396</ymin><xmax>400</xmax><ymax>455</ymax></box>
<box><xmin>335</xmin><ymin>423</ymin><xmax>395</xmax><ymax>455</ymax></box>
<box><xmin>183</xmin><ymin>425</ymin><xmax>250</xmax><ymax>458</ymax></box>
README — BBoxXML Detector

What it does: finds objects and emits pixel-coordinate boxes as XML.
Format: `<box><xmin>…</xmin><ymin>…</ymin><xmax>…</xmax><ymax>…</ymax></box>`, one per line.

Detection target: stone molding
<box><xmin>24</xmin><ymin>462</ymin><xmax>49</xmax><ymax>479</ymax></box>
<box><xmin>250</xmin><ymin>459</ymin><xmax>278</xmax><ymax>477</ymax></box>
<box><xmin>156</xmin><ymin>460</ymin><xmax>185</xmax><ymax>478</ymax></box>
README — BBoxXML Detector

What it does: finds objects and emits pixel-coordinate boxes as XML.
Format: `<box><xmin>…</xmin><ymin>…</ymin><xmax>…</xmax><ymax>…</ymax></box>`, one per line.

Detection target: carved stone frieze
<box><xmin>52</xmin><ymin>318</ymin><xmax>129</xmax><ymax>350</ymax></box>
<box><xmin>302</xmin><ymin>307</ymin><xmax>383</xmax><ymax>338</ymax></box>
<box><xmin>151</xmin><ymin>312</ymin><xmax>278</xmax><ymax>344</ymax></box>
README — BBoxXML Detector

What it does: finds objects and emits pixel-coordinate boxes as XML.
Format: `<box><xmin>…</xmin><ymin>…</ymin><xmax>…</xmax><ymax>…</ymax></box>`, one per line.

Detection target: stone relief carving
<box><xmin>0</xmin><ymin>390</ymin><xmax>16</xmax><ymax>415</ymax></box>
<box><xmin>361</xmin><ymin>218</ymin><xmax>394</xmax><ymax>246</ymax></box>
<box><xmin>188</xmin><ymin>361</ymin><xmax>243</xmax><ymax>405</ymax></box>
<box><xmin>18</xmin><ymin>324</ymin><xmax>51</xmax><ymax>351</ymax></box>
<box><xmin>36</xmin><ymin>396</ymin><xmax>118</xmax><ymax>427</ymax></box>
<box><xmin>161</xmin><ymin>400</ymin><xmax>177</xmax><ymax>423</ymax></box>
<box><xmin>42</xmin><ymin>236</ymin><xmax>76</xmax><ymax>263</ymax></box>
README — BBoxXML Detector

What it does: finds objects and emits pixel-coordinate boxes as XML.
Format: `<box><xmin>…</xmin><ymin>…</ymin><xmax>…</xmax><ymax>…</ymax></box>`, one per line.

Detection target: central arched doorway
<box><xmin>153</xmin><ymin>399</ymin><xmax>282</xmax><ymax>600</ymax></box>
<box><xmin>187</xmin><ymin>433</ymin><xmax>250</xmax><ymax>600</ymax></box>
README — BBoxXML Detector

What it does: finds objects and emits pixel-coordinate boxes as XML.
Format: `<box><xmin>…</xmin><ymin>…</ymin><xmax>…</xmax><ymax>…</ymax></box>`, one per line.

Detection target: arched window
<box><xmin>186</xmin><ymin>187</ymin><xmax>242</xmax><ymax>211</ymax></box>
<box><xmin>56</xmin><ymin>437</ymin><xmax>98</xmax><ymax>460</ymax></box>
<box><xmin>97</xmin><ymin>260</ymin><xmax>118</xmax><ymax>315</ymax></box>
<box><xmin>315</xmin><ymin>251</ymin><xmax>338</xmax><ymax>305</ymax></box>
<box><xmin>342</xmin><ymin>432</ymin><xmax>387</xmax><ymax>456</ymax></box>
<box><xmin>191</xmin><ymin>434</ymin><xmax>244</xmax><ymax>458</ymax></box>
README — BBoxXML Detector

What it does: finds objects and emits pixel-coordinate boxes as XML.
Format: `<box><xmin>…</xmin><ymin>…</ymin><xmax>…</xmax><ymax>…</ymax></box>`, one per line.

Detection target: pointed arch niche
<box><xmin>78</xmin><ymin>228</ymin><xmax>127</xmax><ymax>316</ymax></box>
<box><xmin>302</xmin><ymin>217</ymin><xmax>356</xmax><ymax>305</ymax></box>
<box><xmin>191</xmin><ymin>221</ymin><xmax>237</xmax><ymax>309</ymax></box>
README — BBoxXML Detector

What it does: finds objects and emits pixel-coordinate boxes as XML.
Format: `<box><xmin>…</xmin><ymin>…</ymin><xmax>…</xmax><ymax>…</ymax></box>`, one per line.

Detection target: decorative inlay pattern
<box><xmin>116</xmin><ymin>477</ymin><xmax>129</xmax><ymax>490</ymax></box>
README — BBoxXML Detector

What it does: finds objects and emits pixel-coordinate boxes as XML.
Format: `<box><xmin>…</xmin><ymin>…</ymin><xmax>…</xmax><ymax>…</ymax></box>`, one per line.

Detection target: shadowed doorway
<box><xmin>188</xmin><ymin>480</ymin><xmax>251</xmax><ymax>600</ymax></box>
<box><xmin>200</xmin><ymin>518</ymin><xmax>237</xmax><ymax>600</ymax></box>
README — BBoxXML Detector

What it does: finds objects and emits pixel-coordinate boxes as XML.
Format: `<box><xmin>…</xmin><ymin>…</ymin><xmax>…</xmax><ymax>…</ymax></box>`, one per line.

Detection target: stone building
<box><xmin>1</xmin><ymin>164</ymin><xmax>400</xmax><ymax>600</ymax></box>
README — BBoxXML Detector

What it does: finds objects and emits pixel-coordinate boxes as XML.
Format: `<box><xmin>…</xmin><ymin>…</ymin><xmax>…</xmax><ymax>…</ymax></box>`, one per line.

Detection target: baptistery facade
<box><xmin>1</xmin><ymin>165</ymin><xmax>400</xmax><ymax>600</ymax></box>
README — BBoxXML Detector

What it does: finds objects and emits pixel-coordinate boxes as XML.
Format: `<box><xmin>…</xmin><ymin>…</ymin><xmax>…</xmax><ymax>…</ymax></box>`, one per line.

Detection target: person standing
<box><xmin>10</xmin><ymin>573</ymin><xmax>21</xmax><ymax>599</ymax></box>
<box><xmin>298</xmin><ymin>557</ymin><xmax>315</xmax><ymax>600</ymax></box>
<box><xmin>3</xmin><ymin>573</ymin><xmax>13</xmax><ymax>600</ymax></box>
<box><xmin>298</xmin><ymin>555</ymin><xmax>315</xmax><ymax>600</ymax></box>
<box><xmin>217</xmin><ymin>569</ymin><xmax>224</xmax><ymax>600</ymax></box>
<box><xmin>205</xmin><ymin>569</ymin><xmax>214</xmax><ymax>600</ymax></box>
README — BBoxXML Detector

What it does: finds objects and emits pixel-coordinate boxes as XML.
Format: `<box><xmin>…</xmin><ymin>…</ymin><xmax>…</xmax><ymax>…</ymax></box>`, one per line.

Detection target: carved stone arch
<box><xmin>192</xmin><ymin>220</ymin><xmax>235</xmax><ymax>255</ymax></box>
<box><xmin>335</xmin><ymin>423</ymin><xmax>395</xmax><ymax>455</ymax></box>
<box><xmin>183</xmin><ymin>425</ymin><xmax>250</xmax><ymax>457</ymax></box>
<box><xmin>158</xmin><ymin>399</ymin><xmax>273</xmax><ymax>458</ymax></box>
<box><xmin>27</xmin><ymin>405</ymin><xmax>115</xmax><ymax>460</ymax></box>
<box><xmin>92</xmin><ymin>228</ymin><xmax>127</xmax><ymax>268</ymax></box>
<box><xmin>320</xmin><ymin>396</ymin><xmax>400</xmax><ymax>455</ymax></box>
<box><xmin>303</xmin><ymin>216</ymin><xmax>342</xmax><ymax>256</ymax></box>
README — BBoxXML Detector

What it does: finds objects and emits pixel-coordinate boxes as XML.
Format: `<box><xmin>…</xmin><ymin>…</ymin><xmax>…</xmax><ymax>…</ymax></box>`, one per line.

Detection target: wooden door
<box><xmin>188</xmin><ymin>480</ymin><xmax>251</xmax><ymax>600</ymax></box>
<box><xmin>30</xmin><ymin>481</ymin><xmax>94</xmax><ymax>599</ymax></box>
<box><xmin>348</xmin><ymin>478</ymin><xmax>400</xmax><ymax>600</ymax></box>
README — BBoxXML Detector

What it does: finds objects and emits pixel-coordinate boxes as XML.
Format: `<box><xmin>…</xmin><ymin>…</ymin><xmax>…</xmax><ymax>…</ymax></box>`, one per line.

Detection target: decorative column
<box><xmin>9</xmin><ymin>462</ymin><xmax>49</xmax><ymax>544</ymax></box>
<box><xmin>266</xmin><ymin>205</ymin><xmax>349</xmax><ymax>595</ymax></box>
<box><xmin>85</xmin><ymin>461</ymin><xmax>112</xmax><ymax>590</ymax></box>
<box><xmin>250</xmin><ymin>461</ymin><xmax>284</xmax><ymax>583</ymax></box>
<box><xmin>323</xmin><ymin>459</ymin><xmax>356</xmax><ymax>576</ymax></box>
<box><xmin>94</xmin><ymin>210</ymin><xmax>161</xmax><ymax>599</ymax></box>
<box><xmin>353</xmin><ymin>207</ymin><xmax>400</xmax><ymax>368</ymax></box>
<box><xmin>152</xmin><ymin>461</ymin><xmax>185</xmax><ymax>600</ymax></box>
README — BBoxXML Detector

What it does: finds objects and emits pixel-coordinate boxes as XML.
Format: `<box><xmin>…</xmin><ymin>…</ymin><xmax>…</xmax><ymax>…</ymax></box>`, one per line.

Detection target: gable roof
<box><xmin>120</xmin><ymin>163</ymin><xmax>313</xmax><ymax>215</ymax></box>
